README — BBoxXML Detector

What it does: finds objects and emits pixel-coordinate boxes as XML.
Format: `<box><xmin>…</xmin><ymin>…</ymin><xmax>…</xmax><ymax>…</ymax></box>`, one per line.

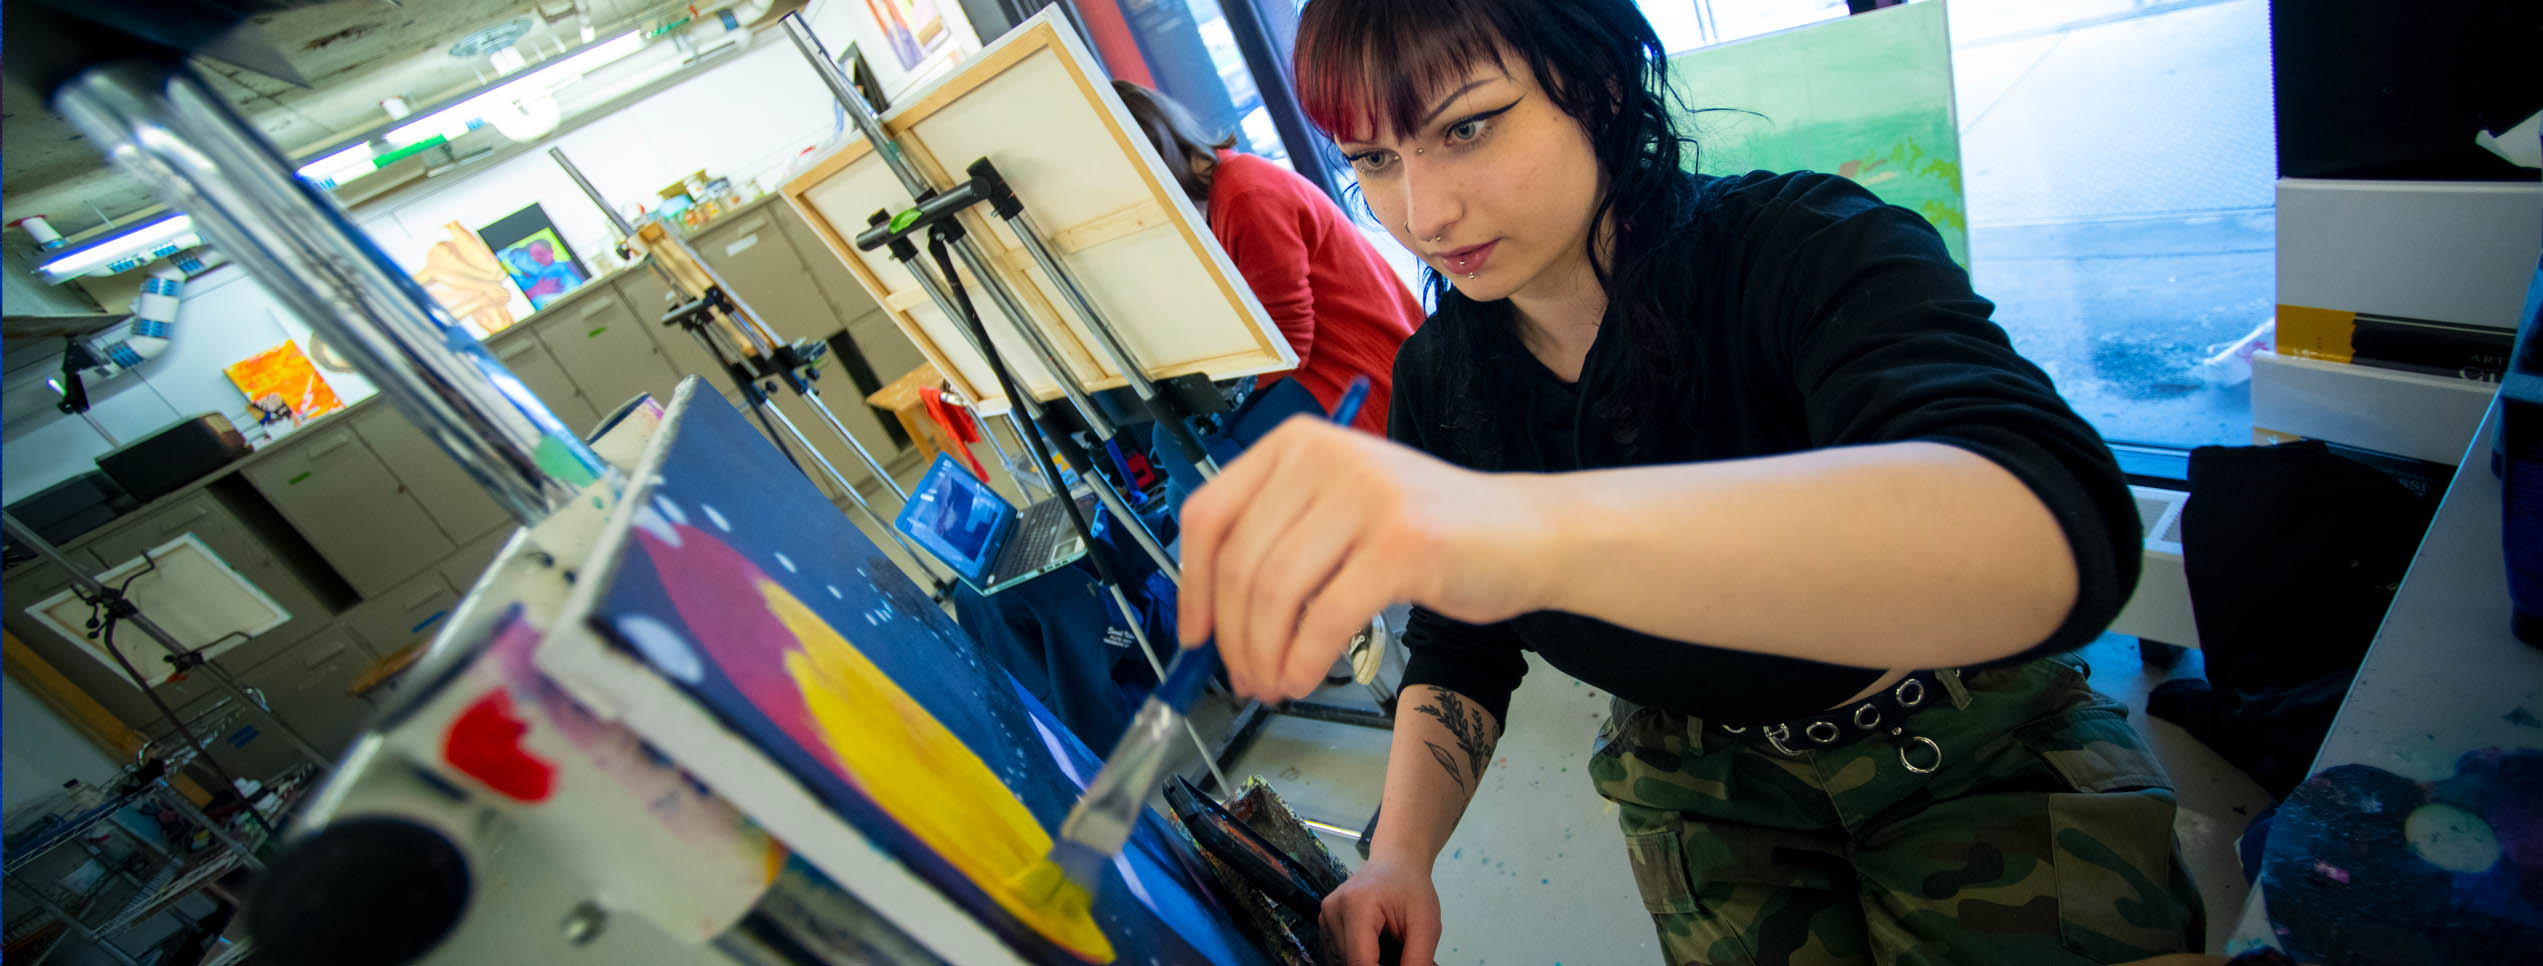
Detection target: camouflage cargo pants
<box><xmin>1587</xmin><ymin>655</ymin><xmax>2203</xmax><ymax>965</ymax></box>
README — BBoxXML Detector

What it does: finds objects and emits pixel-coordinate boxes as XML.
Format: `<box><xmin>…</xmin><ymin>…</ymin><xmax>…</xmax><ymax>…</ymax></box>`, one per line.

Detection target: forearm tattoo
<box><xmin>1414</xmin><ymin>690</ymin><xmax>1496</xmax><ymax>793</ymax></box>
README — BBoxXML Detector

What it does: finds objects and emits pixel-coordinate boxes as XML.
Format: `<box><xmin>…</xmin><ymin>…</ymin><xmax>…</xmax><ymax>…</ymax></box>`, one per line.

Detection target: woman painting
<box><xmin>1170</xmin><ymin>2</ymin><xmax>2203</xmax><ymax>963</ymax></box>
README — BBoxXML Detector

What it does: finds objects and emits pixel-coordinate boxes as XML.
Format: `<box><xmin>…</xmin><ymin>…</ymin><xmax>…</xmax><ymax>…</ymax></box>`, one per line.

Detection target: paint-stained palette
<box><xmin>2259</xmin><ymin>747</ymin><xmax>2542</xmax><ymax>965</ymax></box>
<box><xmin>570</xmin><ymin>381</ymin><xmax>1265</xmax><ymax>964</ymax></box>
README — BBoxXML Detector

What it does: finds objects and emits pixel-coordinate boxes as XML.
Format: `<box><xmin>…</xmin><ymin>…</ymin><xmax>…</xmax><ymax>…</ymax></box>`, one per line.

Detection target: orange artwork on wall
<box><xmin>224</xmin><ymin>340</ymin><xmax>343</xmax><ymax>420</ymax></box>
<box><xmin>413</xmin><ymin>220</ymin><xmax>520</xmax><ymax>336</ymax></box>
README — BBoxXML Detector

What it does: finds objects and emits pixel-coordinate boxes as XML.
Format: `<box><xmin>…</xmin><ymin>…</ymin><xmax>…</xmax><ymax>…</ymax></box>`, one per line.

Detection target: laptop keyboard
<box><xmin>1001</xmin><ymin>499</ymin><xmax>1082</xmax><ymax>574</ymax></box>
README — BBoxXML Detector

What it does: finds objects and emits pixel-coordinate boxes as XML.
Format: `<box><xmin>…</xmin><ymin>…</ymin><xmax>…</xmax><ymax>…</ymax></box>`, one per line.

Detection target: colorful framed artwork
<box><xmin>478</xmin><ymin>203</ymin><xmax>591</xmax><ymax>311</ymax></box>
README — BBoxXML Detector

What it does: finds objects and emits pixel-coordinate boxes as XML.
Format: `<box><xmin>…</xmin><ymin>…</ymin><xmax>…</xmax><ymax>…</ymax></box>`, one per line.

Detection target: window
<box><xmin>1646</xmin><ymin>0</ymin><xmax>2276</xmax><ymax>450</ymax></box>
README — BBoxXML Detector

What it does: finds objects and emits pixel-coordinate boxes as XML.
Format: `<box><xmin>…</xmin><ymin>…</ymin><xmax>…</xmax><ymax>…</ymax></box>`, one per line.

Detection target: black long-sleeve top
<box><xmin>1389</xmin><ymin>171</ymin><xmax>2139</xmax><ymax>726</ymax></box>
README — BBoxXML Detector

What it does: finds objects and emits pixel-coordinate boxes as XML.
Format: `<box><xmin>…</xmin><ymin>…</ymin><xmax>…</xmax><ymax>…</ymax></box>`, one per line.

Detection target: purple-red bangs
<box><xmin>1294</xmin><ymin>0</ymin><xmax>1514</xmax><ymax>143</ymax></box>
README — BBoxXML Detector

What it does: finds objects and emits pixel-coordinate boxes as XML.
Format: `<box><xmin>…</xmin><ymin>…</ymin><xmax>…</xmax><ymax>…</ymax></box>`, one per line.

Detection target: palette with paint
<box><xmin>2258</xmin><ymin>747</ymin><xmax>2541</xmax><ymax>965</ymax></box>
<box><xmin>530</xmin><ymin>378</ymin><xmax>1267</xmax><ymax>964</ymax></box>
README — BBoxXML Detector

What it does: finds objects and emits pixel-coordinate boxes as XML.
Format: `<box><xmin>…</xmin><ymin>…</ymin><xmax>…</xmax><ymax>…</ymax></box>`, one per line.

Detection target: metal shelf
<box><xmin>1</xmin><ymin>768</ymin><xmax>307</xmax><ymax>966</ymax></box>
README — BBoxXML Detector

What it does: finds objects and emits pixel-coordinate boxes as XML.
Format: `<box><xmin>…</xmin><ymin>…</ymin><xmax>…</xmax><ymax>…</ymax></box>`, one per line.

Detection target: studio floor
<box><xmin>1222</xmin><ymin>634</ymin><xmax>2276</xmax><ymax>965</ymax></box>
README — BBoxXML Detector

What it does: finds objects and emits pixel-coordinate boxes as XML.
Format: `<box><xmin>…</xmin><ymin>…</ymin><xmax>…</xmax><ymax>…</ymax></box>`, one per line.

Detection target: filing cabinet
<box><xmin>344</xmin><ymin>571</ymin><xmax>459</xmax><ymax>655</ymax></box>
<box><xmin>698</xmin><ymin>207</ymin><xmax>856</xmax><ymax>346</ymax></box>
<box><xmin>177</xmin><ymin>627</ymin><xmax>381</xmax><ymax>777</ymax></box>
<box><xmin>438</xmin><ymin>527</ymin><xmax>514</xmax><ymax>598</ymax></box>
<box><xmin>490</xmin><ymin>330</ymin><xmax>602</xmax><ymax>437</ymax></box>
<box><xmin>351</xmin><ymin>403</ymin><xmax>507</xmax><ymax>545</ymax></box>
<box><xmin>239</xmin><ymin>422</ymin><xmax>453</xmax><ymax>599</ymax></box>
<box><xmin>535</xmin><ymin>285</ymin><xmax>685</xmax><ymax>419</ymax></box>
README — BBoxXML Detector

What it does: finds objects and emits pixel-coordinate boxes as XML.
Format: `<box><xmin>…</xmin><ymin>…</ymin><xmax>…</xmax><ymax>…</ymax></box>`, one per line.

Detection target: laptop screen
<box><xmin>913</xmin><ymin>462</ymin><xmax>1006</xmax><ymax>561</ymax></box>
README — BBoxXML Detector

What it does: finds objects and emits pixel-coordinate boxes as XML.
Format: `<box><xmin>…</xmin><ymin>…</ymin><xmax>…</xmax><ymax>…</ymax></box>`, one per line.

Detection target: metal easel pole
<box><xmin>872</xmin><ymin>223</ymin><xmax>1176</xmax><ymax>579</ymax></box>
<box><xmin>550</xmin><ymin>147</ymin><xmax>954</xmax><ymax>588</ymax></box>
<box><xmin>782</xmin><ymin>13</ymin><xmax>1176</xmax><ymax>578</ymax></box>
<box><xmin>649</xmin><ymin>229</ymin><xmax>922</xmax><ymax>507</ymax></box>
<box><xmin>896</xmin><ymin>231</ymin><xmax>1232</xmax><ymax>794</ymax></box>
<box><xmin>964</xmin><ymin>160</ymin><xmax>1223</xmax><ymax>478</ymax></box>
<box><xmin>4</xmin><ymin>513</ymin><xmax>330</xmax><ymax>772</ymax></box>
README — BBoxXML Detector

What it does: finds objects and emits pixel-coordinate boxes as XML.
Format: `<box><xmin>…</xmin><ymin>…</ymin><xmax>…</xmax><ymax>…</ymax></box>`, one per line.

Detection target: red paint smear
<box><xmin>444</xmin><ymin>689</ymin><xmax>556</xmax><ymax>803</ymax></box>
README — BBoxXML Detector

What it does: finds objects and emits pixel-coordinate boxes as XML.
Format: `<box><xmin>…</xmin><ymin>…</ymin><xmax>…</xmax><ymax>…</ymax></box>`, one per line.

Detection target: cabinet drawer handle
<box><xmin>410</xmin><ymin>609</ymin><xmax>452</xmax><ymax>636</ymax></box>
<box><xmin>157</xmin><ymin>507</ymin><xmax>212</xmax><ymax>535</ymax></box>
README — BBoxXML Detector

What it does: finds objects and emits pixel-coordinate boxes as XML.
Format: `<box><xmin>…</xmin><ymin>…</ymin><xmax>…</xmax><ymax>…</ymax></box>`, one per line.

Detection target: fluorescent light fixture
<box><xmin>38</xmin><ymin>30</ymin><xmax>651</xmax><ymax>284</ymax></box>
<box><xmin>295</xmin><ymin>142</ymin><xmax>379</xmax><ymax>188</ymax></box>
<box><xmin>34</xmin><ymin>215</ymin><xmax>201</xmax><ymax>284</ymax></box>
<box><xmin>387</xmin><ymin>31</ymin><xmax>643</xmax><ymax>149</ymax></box>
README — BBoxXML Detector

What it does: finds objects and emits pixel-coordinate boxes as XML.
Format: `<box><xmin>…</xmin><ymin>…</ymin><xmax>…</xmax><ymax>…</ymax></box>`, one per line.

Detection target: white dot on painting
<box><xmin>702</xmin><ymin>504</ymin><xmax>731</xmax><ymax>532</ymax></box>
<box><xmin>775</xmin><ymin>552</ymin><xmax>796</xmax><ymax>573</ymax></box>
<box><xmin>630</xmin><ymin>506</ymin><xmax>681</xmax><ymax>547</ymax></box>
<box><xmin>653</xmin><ymin>495</ymin><xmax>688</xmax><ymax>526</ymax></box>
<box><xmin>620</xmin><ymin>616</ymin><xmax>704</xmax><ymax>684</ymax></box>
<box><xmin>2405</xmin><ymin>803</ymin><xmax>2500</xmax><ymax>873</ymax></box>
<box><xmin>828</xmin><ymin>585</ymin><xmax>842</xmax><ymax>599</ymax></box>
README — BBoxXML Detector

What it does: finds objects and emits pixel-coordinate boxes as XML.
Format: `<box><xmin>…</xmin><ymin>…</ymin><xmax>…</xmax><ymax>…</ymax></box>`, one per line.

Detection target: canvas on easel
<box><xmin>783</xmin><ymin>9</ymin><xmax>1296</xmax><ymax>415</ymax></box>
<box><xmin>532</xmin><ymin>379</ymin><xmax>1267</xmax><ymax>963</ymax></box>
<box><xmin>28</xmin><ymin>534</ymin><xmax>291</xmax><ymax>688</ymax></box>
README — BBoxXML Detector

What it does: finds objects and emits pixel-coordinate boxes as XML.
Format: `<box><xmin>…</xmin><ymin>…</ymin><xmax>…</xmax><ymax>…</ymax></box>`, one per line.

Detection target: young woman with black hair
<box><xmin>1169</xmin><ymin>1</ymin><xmax>2204</xmax><ymax>963</ymax></box>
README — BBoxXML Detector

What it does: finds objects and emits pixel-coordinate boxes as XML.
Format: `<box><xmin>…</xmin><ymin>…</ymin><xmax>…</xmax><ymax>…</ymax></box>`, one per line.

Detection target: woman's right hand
<box><xmin>1320</xmin><ymin>852</ymin><xmax>1442</xmax><ymax>966</ymax></box>
<box><xmin>1176</xmin><ymin>416</ymin><xmax>1562</xmax><ymax>702</ymax></box>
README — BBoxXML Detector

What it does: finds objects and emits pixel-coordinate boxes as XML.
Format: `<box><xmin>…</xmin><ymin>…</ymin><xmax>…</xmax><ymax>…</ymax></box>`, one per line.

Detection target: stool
<box><xmin>865</xmin><ymin>362</ymin><xmax>956</xmax><ymax>467</ymax></box>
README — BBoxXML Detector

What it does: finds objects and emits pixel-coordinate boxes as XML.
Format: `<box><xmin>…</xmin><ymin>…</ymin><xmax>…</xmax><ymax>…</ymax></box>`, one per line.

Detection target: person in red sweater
<box><xmin>1114</xmin><ymin>81</ymin><xmax>1422</xmax><ymax>435</ymax></box>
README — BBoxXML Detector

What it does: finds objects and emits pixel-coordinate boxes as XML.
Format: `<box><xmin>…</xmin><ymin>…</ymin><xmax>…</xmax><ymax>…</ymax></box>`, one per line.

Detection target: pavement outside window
<box><xmin>1952</xmin><ymin>0</ymin><xmax>2276</xmax><ymax>450</ymax></box>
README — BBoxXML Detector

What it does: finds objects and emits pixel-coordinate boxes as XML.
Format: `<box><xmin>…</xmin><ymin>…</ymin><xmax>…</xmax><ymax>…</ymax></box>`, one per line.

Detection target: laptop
<box><xmin>893</xmin><ymin>454</ymin><xmax>1090</xmax><ymax>592</ymax></box>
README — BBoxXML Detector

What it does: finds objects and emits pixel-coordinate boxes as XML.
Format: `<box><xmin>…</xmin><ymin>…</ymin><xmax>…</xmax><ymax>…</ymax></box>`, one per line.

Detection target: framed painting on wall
<box><xmin>477</xmin><ymin>203</ymin><xmax>592</xmax><ymax>311</ymax></box>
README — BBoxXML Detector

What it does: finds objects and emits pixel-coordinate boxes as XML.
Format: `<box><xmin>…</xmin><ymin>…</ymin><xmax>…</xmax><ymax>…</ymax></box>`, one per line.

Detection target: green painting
<box><xmin>1664</xmin><ymin>1</ymin><xmax>1968</xmax><ymax>266</ymax></box>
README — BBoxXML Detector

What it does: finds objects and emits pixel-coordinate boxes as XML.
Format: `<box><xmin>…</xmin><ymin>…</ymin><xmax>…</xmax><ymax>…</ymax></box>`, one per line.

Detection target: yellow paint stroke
<box><xmin>767</xmin><ymin>579</ymin><xmax>1114</xmax><ymax>963</ymax></box>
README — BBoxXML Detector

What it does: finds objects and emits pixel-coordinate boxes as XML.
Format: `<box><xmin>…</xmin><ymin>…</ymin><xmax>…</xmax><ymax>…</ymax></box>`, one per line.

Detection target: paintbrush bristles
<box><xmin>1010</xmin><ymin>841</ymin><xmax>1103</xmax><ymax>922</ymax></box>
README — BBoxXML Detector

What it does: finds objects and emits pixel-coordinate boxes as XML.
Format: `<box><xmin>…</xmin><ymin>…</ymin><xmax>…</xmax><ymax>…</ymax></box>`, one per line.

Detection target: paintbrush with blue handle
<box><xmin>1017</xmin><ymin>377</ymin><xmax>1376</xmax><ymax>913</ymax></box>
<box><xmin>1015</xmin><ymin>639</ymin><xmax>1220</xmax><ymax>912</ymax></box>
